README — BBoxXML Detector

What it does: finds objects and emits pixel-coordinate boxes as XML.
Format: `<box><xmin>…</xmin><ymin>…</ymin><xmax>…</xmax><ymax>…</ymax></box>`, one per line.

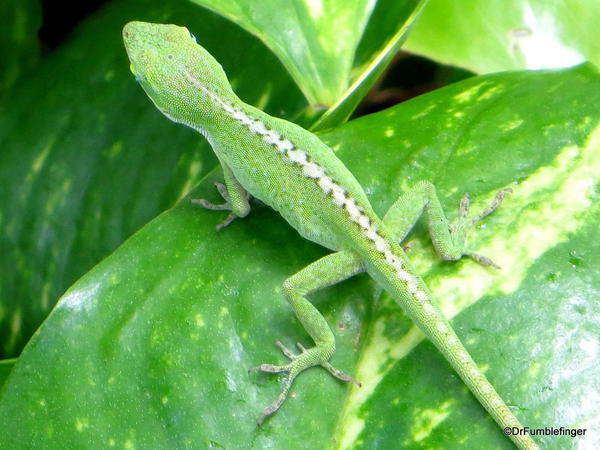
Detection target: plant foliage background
<box><xmin>0</xmin><ymin>0</ymin><xmax>598</xmax><ymax>448</ymax></box>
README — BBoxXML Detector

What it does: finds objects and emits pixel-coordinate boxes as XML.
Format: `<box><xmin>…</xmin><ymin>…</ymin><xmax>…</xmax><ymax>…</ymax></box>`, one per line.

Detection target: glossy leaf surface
<box><xmin>1</xmin><ymin>64</ymin><xmax>598</xmax><ymax>449</ymax></box>
<box><xmin>405</xmin><ymin>0</ymin><xmax>600</xmax><ymax>74</ymax></box>
<box><xmin>191</xmin><ymin>0</ymin><xmax>426</xmax><ymax>117</ymax></box>
<box><xmin>0</xmin><ymin>0</ymin><xmax>306</xmax><ymax>357</ymax></box>
<box><xmin>0</xmin><ymin>0</ymin><xmax>41</xmax><ymax>95</ymax></box>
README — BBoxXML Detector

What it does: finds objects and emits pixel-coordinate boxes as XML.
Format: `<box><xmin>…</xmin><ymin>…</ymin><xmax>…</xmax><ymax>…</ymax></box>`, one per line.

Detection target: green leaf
<box><xmin>0</xmin><ymin>0</ymin><xmax>307</xmax><ymax>358</ymax></box>
<box><xmin>190</xmin><ymin>0</ymin><xmax>426</xmax><ymax>114</ymax></box>
<box><xmin>319</xmin><ymin>63</ymin><xmax>600</xmax><ymax>448</ymax></box>
<box><xmin>0</xmin><ymin>0</ymin><xmax>41</xmax><ymax>95</ymax></box>
<box><xmin>310</xmin><ymin>0</ymin><xmax>428</xmax><ymax>131</ymax></box>
<box><xmin>1</xmin><ymin>64</ymin><xmax>598</xmax><ymax>448</ymax></box>
<box><xmin>0</xmin><ymin>359</ymin><xmax>16</xmax><ymax>389</ymax></box>
<box><xmin>404</xmin><ymin>0</ymin><xmax>600</xmax><ymax>74</ymax></box>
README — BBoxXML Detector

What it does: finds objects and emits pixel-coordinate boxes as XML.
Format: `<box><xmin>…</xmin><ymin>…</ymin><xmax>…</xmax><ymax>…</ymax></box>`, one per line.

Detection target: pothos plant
<box><xmin>0</xmin><ymin>0</ymin><xmax>598</xmax><ymax>448</ymax></box>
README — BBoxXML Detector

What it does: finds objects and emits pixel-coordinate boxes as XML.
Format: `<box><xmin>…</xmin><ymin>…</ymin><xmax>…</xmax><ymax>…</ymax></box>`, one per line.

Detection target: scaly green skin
<box><xmin>123</xmin><ymin>21</ymin><xmax>538</xmax><ymax>449</ymax></box>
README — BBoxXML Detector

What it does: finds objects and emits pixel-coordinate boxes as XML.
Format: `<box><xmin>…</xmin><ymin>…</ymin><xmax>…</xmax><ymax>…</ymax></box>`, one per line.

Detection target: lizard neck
<box><xmin>157</xmin><ymin>69</ymin><xmax>240</xmax><ymax>137</ymax></box>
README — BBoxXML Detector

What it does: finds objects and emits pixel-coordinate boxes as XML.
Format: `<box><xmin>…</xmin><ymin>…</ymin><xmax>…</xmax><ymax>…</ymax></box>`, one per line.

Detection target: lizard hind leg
<box><xmin>382</xmin><ymin>181</ymin><xmax>511</xmax><ymax>268</ymax></box>
<box><xmin>249</xmin><ymin>250</ymin><xmax>364</xmax><ymax>426</ymax></box>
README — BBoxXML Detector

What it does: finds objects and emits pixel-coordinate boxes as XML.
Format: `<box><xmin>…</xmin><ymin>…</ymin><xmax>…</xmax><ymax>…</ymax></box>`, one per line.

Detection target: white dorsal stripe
<box><xmin>183</xmin><ymin>69</ymin><xmax>235</xmax><ymax>116</ymax></box>
<box><xmin>303</xmin><ymin>163</ymin><xmax>325</xmax><ymax>179</ymax></box>
<box><xmin>375</xmin><ymin>238</ymin><xmax>388</xmax><ymax>253</ymax></box>
<box><xmin>416</xmin><ymin>290</ymin><xmax>428</xmax><ymax>303</ymax></box>
<box><xmin>318</xmin><ymin>176</ymin><xmax>334</xmax><ymax>194</ymax></box>
<box><xmin>365</xmin><ymin>228</ymin><xmax>378</xmax><ymax>241</ymax></box>
<box><xmin>263</xmin><ymin>134</ymin><xmax>279</xmax><ymax>146</ymax></box>
<box><xmin>358</xmin><ymin>215</ymin><xmax>370</xmax><ymax>230</ymax></box>
<box><xmin>265</xmin><ymin>130</ymin><xmax>280</xmax><ymax>140</ymax></box>
<box><xmin>288</xmin><ymin>149</ymin><xmax>307</xmax><ymax>164</ymax></box>
<box><xmin>344</xmin><ymin>198</ymin><xmax>360</xmax><ymax>218</ymax></box>
<box><xmin>332</xmin><ymin>190</ymin><xmax>346</xmax><ymax>206</ymax></box>
<box><xmin>183</xmin><ymin>69</ymin><xmax>428</xmax><ymax>307</ymax></box>
<box><xmin>331</xmin><ymin>184</ymin><xmax>345</xmax><ymax>196</ymax></box>
<box><xmin>278</xmin><ymin>140</ymin><xmax>295</xmax><ymax>152</ymax></box>
<box><xmin>250</xmin><ymin>121</ymin><xmax>268</xmax><ymax>134</ymax></box>
<box><xmin>233</xmin><ymin>110</ymin><xmax>247</xmax><ymax>121</ymax></box>
<box><xmin>397</xmin><ymin>270</ymin><xmax>412</xmax><ymax>281</ymax></box>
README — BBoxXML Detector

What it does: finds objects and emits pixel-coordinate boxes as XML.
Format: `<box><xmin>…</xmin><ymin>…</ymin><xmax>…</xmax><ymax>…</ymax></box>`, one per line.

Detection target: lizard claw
<box><xmin>470</xmin><ymin>188</ymin><xmax>512</xmax><ymax>225</ymax></box>
<box><xmin>191</xmin><ymin>197</ymin><xmax>230</xmax><ymax>211</ymax></box>
<box><xmin>191</xmin><ymin>182</ymin><xmax>247</xmax><ymax>230</ymax></box>
<box><xmin>452</xmin><ymin>188</ymin><xmax>511</xmax><ymax>268</ymax></box>
<box><xmin>191</xmin><ymin>198</ymin><xmax>238</xmax><ymax>230</ymax></box>
<box><xmin>466</xmin><ymin>251</ymin><xmax>501</xmax><ymax>269</ymax></box>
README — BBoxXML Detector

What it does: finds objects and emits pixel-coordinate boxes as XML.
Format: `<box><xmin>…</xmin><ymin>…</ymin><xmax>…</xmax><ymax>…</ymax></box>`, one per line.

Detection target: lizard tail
<box><xmin>366</xmin><ymin>245</ymin><xmax>539</xmax><ymax>450</ymax></box>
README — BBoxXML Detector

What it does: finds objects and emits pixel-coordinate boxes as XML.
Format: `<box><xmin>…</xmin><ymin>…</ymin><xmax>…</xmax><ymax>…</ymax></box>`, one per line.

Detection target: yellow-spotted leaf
<box><xmin>0</xmin><ymin>0</ymin><xmax>307</xmax><ymax>358</ymax></box>
<box><xmin>0</xmin><ymin>64</ymin><xmax>597</xmax><ymax>448</ymax></box>
<box><xmin>320</xmin><ymin>63</ymin><xmax>600</xmax><ymax>448</ymax></box>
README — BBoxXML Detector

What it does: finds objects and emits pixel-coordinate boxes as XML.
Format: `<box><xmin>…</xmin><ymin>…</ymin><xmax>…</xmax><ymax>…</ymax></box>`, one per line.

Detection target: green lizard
<box><xmin>123</xmin><ymin>21</ymin><xmax>538</xmax><ymax>449</ymax></box>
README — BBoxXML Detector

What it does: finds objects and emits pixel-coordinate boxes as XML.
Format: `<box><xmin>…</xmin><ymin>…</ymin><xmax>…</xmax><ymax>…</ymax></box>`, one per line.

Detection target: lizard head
<box><xmin>123</xmin><ymin>21</ymin><xmax>236</xmax><ymax>128</ymax></box>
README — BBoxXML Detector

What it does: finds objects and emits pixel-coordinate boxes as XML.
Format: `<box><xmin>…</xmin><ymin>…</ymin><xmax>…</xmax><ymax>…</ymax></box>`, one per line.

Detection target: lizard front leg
<box><xmin>249</xmin><ymin>250</ymin><xmax>364</xmax><ymax>425</ymax></box>
<box><xmin>383</xmin><ymin>181</ymin><xmax>511</xmax><ymax>267</ymax></box>
<box><xmin>192</xmin><ymin>161</ymin><xmax>250</xmax><ymax>230</ymax></box>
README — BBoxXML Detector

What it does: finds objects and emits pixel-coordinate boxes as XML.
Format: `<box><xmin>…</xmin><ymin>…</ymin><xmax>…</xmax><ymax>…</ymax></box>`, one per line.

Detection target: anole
<box><xmin>123</xmin><ymin>21</ymin><xmax>538</xmax><ymax>449</ymax></box>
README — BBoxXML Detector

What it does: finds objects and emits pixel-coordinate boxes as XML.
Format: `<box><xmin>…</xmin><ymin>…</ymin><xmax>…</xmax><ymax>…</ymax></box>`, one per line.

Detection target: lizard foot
<box><xmin>451</xmin><ymin>188</ymin><xmax>512</xmax><ymax>268</ymax></box>
<box><xmin>191</xmin><ymin>182</ymin><xmax>239</xmax><ymax>230</ymax></box>
<box><xmin>249</xmin><ymin>340</ymin><xmax>360</xmax><ymax>426</ymax></box>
